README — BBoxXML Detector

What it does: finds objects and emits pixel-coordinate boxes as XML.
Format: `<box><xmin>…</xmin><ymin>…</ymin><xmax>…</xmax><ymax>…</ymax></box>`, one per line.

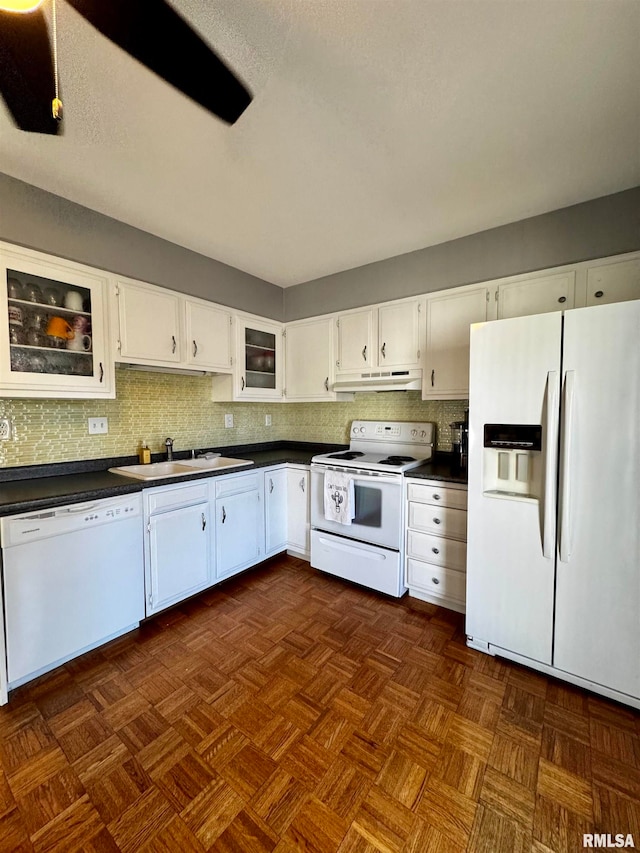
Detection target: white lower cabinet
<box><xmin>287</xmin><ymin>466</ymin><xmax>310</xmax><ymax>557</ymax></box>
<box><xmin>265</xmin><ymin>467</ymin><xmax>288</xmax><ymax>556</ymax></box>
<box><xmin>144</xmin><ymin>482</ymin><xmax>211</xmax><ymax>615</ymax></box>
<box><xmin>405</xmin><ymin>478</ymin><xmax>468</xmax><ymax>613</ymax></box>
<box><xmin>214</xmin><ymin>472</ymin><xmax>262</xmax><ymax>580</ymax></box>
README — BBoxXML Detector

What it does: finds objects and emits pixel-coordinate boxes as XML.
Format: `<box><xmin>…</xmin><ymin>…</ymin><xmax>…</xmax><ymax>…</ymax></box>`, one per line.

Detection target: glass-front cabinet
<box><xmin>0</xmin><ymin>245</ymin><xmax>113</xmax><ymax>398</ymax></box>
<box><xmin>237</xmin><ymin>318</ymin><xmax>282</xmax><ymax>398</ymax></box>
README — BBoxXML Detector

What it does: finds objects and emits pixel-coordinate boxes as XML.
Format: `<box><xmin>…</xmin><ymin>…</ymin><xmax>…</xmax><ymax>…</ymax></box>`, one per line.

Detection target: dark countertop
<box><xmin>406</xmin><ymin>454</ymin><xmax>468</xmax><ymax>485</ymax></box>
<box><xmin>0</xmin><ymin>442</ymin><xmax>345</xmax><ymax>516</ymax></box>
<box><xmin>0</xmin><ymin>443</ymin><xmax>467</xmax><ymax>516</ymax></box>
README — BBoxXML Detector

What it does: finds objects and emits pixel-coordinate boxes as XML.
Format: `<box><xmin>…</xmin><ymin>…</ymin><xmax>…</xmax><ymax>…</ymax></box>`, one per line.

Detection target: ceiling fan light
<box><xmin>0</xmin><ymin>0</ymin><xmax>45</xmax><ymax>11</ymax></box>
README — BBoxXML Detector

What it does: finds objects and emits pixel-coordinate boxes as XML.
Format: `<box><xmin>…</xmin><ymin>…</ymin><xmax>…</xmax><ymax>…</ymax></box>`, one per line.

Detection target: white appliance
<box><xmin>0</xmin><ymin>494</ymin><xmax>145</xmax><ymax>704</ymax></box>
<box><xmin>466</xmin><ymin>300</ymin><xmax>640</xmax><ymax>708</ymax></box>
<box><xmin>311</xmin><ymin>420</ymin><xmax>435</xmax><ymax>596</ymax></box>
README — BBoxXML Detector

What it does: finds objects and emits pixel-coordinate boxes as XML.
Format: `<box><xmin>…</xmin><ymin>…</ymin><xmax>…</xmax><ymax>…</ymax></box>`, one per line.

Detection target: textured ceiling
<box><xmin>1</xmin><ymin>0</ymin><xmax>639</xmax><ymax>287</ymax></box>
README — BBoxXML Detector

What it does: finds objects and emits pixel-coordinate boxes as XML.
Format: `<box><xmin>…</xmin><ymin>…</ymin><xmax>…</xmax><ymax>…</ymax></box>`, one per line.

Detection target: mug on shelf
<box><xmin>8</xmin><ymin>305</ymin><xmax>24</xmax><ymax>327</ymax></box>
<box><xmin>29</xmin><ymin>309</ymin><xmax>49</xmax><ymax>331</ymax></box>
<box><xmin>26</xmin><ymin>328</ymin><xmax>46</xmax><ymax>347</ymax></box>
<box><xmin>9</xmin><ymin>326</ymin><xmax>25</xmax><ymax>345</ymax></box>
<box><xmin>7</xmin><ymin>277</ymin><xmax>23</xmax><ymax>299</ymax></box>
<box><xmin>24</xmin><ymin>282</ymin><xmax>43</xmax><ymax>303</ymax></box>
<box><xmin>43</xmin><ymin>286</ymin><xmax>62</xmax><ymax>306</ymax></box>
<box><xmin>63</xmin><ymin>290</ymin><xmax>83</xmax><ymax>311</ymax></box>
<box><xmin>72</xmin><ymin>315</ymin><xmax>90</xmax><ymax>335</ymax></box>
<box><xmin>67</xmin><ymin>333</ymin><xmax>92</xmax><ymax>352</ymax></box>
<box><xmin>46</xmin><ymin>316</ymin><xmax>74</xmax><ymax>341</ymax></box>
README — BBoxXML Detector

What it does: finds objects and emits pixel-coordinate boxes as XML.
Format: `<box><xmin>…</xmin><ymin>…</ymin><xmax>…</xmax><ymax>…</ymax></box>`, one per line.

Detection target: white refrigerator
<box><xmin>466</xmin><ymin>299</ymin><xmax>640</xmax><ymax>708</ymax></box>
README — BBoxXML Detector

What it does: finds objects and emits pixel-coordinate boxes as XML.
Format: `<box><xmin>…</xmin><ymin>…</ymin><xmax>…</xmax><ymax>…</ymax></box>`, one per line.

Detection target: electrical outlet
<box><xmin>265</xmin><ymin>414</ymin><xmax>272</xmax><ymax>426</ymax></box>
<box><xmin>88</xmin><ymin>417</ymin><xmax>108</xmax><ymax>435</ymax></box>
<box><xmin>224</xmin><ymin>413</ymin><xmax>234</xmax><ymax>428</ymax></box>
<box><xmin>0</xmin><ymin>417</ymin><xmax>12</xmax><ymax>440</ymax></box>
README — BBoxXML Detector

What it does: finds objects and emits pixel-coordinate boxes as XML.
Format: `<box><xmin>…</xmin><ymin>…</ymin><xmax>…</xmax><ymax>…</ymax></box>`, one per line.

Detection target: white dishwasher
<box><xmin>0</xmin><ymin>493</ymin><xmax>144</xmax><ymax>698</ymax></box>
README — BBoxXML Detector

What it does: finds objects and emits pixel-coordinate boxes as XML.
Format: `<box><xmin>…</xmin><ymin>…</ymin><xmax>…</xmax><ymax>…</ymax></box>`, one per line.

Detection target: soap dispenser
<box><xmin>138</xmin><ymin>441</ymin><xmax>151</xmax><ymax>464</ymax></box>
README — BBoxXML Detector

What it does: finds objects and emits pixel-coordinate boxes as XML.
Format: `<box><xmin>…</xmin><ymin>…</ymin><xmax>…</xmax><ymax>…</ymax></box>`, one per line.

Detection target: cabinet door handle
<box><xmin>99</xmin><ymin>362</ymin><xmax>104</xmax><ymax>383</ymax></box>
<box><xmin>432</xmin><ymin>547</ymin><xmax>439</xmax><ymax>555</ymax></box>
<box><xmin>269</xmin><ymin>478</ymin><xmax>274</xmax><ymax>493</ymax></box>
<box><xmin>299</xmin><ymin>477</ymin><xmax>305</xmax><ymax>492</ymax></box>
<box><xmin>193</xmin><ymin>340</ymin><xmax>198</xmax><ymax>357</ymax></box>
<box><xmin>594</xmin><ymin>290</ymin><xmax>604</xmax><ymax>298</ymax></box>
<box><xmin>381</xmin><ymin>342</ymin><xmax>386</xmax><ymax>359</ymax></box>
<box><xmin>558</xmin><ymin>296</ymin><xmax>567</xmax><ymax>304</ymax></box>
<box><xmin>433</xmin><ymin>517</ymin><xmax>441</xmax><ymax>525</ymax></box>
<box><xmin>432</xmin><ymin>494</ymin><xmax>441</xmax><ymax>500</ymax></box>
<box><xmin>362</xmin><ymin>345</ymin><xmax>367</xmax><ymax>362</ymax></box>
<box><xmin>241</xmin><ymin>376</ymin><xmax>245</xmax><ymax>391</ymax></box>
<box><xmin>431</xmin><ymin>369</ymin><xmax>435</xmax><ymax>387</ymax></box>
<box><xmin>201</xmin><ymin>513</ymin><xmax>206</xmax><ymax>531</ymax></box>
<box><xmin>324</xmin><ymin>377</ymin><xmax>329</xmax><ymax>392</ymax></box>
<box><xmin>171</xmin><ymin>335</ymin><xmax>177</xmax><ymax>354</ymax></box>
<box><xmin>221</xmin><ymin>506</ymin><xmax>226</xmax><ymax>523</ymax></box>
<box><xmin>431</xmin><ymin>577</ymin><xmax>440</xmax><ymax>585</ymax></box>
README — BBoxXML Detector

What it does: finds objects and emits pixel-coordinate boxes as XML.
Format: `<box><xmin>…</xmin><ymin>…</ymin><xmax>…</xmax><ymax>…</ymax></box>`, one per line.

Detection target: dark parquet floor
<box><xmin>0</xmin><ymin>556</ymin><xmax>638</xmax><ymax>852</ymax></box>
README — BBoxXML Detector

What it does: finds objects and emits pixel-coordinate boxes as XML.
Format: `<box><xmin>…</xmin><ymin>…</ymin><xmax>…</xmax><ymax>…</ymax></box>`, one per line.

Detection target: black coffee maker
<box><xmin>450</xmin><ymin>409</ymin><xmax>469</xmax><ymax>470</ymax></box>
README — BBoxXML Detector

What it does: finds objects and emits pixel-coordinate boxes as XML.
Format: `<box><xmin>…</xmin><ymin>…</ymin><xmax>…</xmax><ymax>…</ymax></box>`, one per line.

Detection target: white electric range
<box><xmin>310</xmin><ymin>421</ymin><xmax>435</xmax><ymax>596</ymax></box>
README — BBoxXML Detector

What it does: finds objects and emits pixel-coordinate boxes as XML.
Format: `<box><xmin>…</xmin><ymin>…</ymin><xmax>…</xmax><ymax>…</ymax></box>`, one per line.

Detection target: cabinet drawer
<box><xmin>407</xmin><ymin>482</ymin><xmax>467</xmax><ymax>510</ymax></box>
<box><xmin>147</xmin><ymin>481</ymin><xmax>209</xmax><ymax>514</ymax></box>
<box><xmin>408</xmin><ymin>503</ymin><xmax>467</xmax><ymax>540</ymax></box>
<box><xmin>407</xmin><ymin>530</ymin><xmax>467</xmax><ymax>571</ymax></box>
<box><xmin>407</xmin><ymin>559</ymin><xmax>466</xmax><ymax>603</ymax></box>
<box><xmin>215</xmin><ymin>472</ymin><xmax>260</xmax><ymax>498</ymax></box>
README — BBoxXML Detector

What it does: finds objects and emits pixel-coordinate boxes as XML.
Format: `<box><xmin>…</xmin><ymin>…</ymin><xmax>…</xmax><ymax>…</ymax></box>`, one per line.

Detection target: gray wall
<box><xmin>284</xmin><ymin>187</ymin><xmax>640</xmax><ymax>320</ymax></box>
<box><xmin>0</xmin><ymin>173</ymin><xmax>284</xmax><ymax>321</ymax></box>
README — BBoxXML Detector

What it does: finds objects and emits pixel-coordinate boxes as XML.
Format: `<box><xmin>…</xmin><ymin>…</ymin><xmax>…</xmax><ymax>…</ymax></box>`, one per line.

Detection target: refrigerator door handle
<box><xmin>542</xmin><ymin>370</ymin><xmax>559</xmax><ymax>559</ymax></box>
<box><xmin>559</xmin><ymin>370</ymin><xmax>576</xmax><ymax>563</ymax></box>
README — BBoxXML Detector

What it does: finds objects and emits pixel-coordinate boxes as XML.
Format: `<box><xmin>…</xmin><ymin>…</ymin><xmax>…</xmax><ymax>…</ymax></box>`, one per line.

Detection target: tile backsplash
<box><xmin>0</xmin><ymin>369</ymin><xmax>467</xmax><ymax>467</ymax></box>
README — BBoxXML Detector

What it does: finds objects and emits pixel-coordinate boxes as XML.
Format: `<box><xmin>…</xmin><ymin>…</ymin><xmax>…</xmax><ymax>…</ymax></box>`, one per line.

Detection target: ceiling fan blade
<box><xmin>66</xmin><ymin>0</ymin><xmax>252</xmax><ymax>124</ymax></box>
<box><xmin>0</xmin><ymin>8</ymin><xmax>60</xmax><ymax>134</ymax></box>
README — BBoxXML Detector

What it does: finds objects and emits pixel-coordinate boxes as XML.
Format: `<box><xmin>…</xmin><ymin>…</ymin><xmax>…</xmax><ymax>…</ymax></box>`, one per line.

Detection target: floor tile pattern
<box><xmin>0</xmin><ymin>556</ymin><xmax>638</xmax><ymax>852</ymax></box>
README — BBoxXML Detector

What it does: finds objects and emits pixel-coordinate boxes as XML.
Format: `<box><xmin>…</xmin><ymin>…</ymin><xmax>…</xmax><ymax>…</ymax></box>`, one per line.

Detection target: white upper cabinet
<box><xmin>336</xmin><ymin>308</ymin><xmax>374</xmax><ymax>372</ymax></box>
<box><xmin>114</xmin><ymin>277</ymin><xmax>233</xmax><ymax>373</ymax></box>
<box><xmin>115</xmin><ymin>278</ymin><xmax>182</xmax><ymax>365</ymax></box>
<box><xmin>212</xmin><ymin>316</ymin><xmax>283</xmax><ymax>401</ymax></box>
<box><xmin>0</xmin><ymin>243</ymin><xmax>114</xmax><ymax>399</ymax></box>
<box><xmin>378</xmin><ymin>301</ymin><xmax>422</xmax><ymax>368</ymax></box>
<box><xmin>284</xmin><ymin>316</ymin><xmax>335</xmax><ymax>401</ymax></box>
<box><xmin>423</xmin><ymin>287</ymin><xmax>489</xmax><ymax>400</ymax></box>
<box><xmin>336</xmin><ymin>300</ymin><xmax>422</xmax><ymax>373</ymax></box>
<box><xmin>184</xmin><ymin>298</ymin><xmax>232</xmax><ymax>371</ymax></box>
<box><xmin>586</xmin><ymin>258</ymin><xmax>640</xmax><ymax>306</ymax></box>
<box><xmin>497</xmin><ymin>271</ymin><xmax>576</xmax><ymax>319</ymax></box>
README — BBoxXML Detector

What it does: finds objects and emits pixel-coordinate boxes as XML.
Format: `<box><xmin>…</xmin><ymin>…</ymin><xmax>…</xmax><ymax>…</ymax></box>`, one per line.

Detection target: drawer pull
<box><xmin>433</xmin><ymin>517</ymin><xmax>441</xmax><ymax>524</ymax></box>
<box><xmin>432</xmin><ymin>494</ymin><xmax>441</xmax><ymax>500</ymax></box>
<box><xmin>431</xmin><ymin>577</ymin><xmax>440</xmax><ymax>585</ymax></box>
<box><xmin>594</xmin><ymin>290</ymin><xmax>604</xmax><ymax>298</ymax></box>
<box><xmin>432</xmin><ymin>547</ymin><xmax>439</xmax><ymax>555</ymax></box>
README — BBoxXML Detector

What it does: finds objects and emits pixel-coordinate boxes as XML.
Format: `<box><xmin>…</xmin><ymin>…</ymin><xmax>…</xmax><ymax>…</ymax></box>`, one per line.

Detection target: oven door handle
<box><xmin>316</xmin><ymin>535</ymin><xmax>388</xmax><ymax>561</ymax></box>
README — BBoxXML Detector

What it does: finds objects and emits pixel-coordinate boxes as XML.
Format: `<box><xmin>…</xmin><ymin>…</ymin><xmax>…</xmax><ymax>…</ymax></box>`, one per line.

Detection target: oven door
<box><xmin>310</xmin><ymin>464</ymin><xmax>402</xmax><ymax>550</ymax></box>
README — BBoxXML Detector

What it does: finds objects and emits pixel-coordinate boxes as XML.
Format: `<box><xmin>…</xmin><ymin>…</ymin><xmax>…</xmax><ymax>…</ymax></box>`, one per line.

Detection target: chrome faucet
<box><xmin>165</xmin><ymin>437</ymin><xmax>174</xmax><ymax>461</ymax></box>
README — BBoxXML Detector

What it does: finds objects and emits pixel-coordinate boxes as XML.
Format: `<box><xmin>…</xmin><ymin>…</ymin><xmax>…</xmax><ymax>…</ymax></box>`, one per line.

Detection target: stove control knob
<box><xmin>411</xmin><ymin>429</ymin><xmax>418</xmax><ymax>437</ymax></box>
<box><xmin>420</xmin><ymin>430</ymin><xmax>427</xmax><ymax>438</ymax></box>
<box><xmin>359</xmin><ymin>426</ymin><xmax>366</xmax><ymax>434</ymax></box>
<box><xmin>352</xmin><ymin>426</ymin><xmax>359</xmax><ymax>435</ymax></box>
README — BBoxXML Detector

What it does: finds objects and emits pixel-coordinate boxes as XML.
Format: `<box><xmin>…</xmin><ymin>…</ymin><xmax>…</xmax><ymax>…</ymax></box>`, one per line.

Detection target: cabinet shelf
<box><xmin>8</xmin><ymin>297</ymin><xmax>91</xmax><ymax>317</ymax></box>
<box><xmin>10</xmin><ymin>343</ymin><xmax>91</xmax><ymax>355</ymax></box>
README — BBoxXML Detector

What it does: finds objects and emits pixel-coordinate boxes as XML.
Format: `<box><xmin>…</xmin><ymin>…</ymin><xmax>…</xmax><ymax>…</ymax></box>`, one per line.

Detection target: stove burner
<box><xmin>327</xmin><ymin>451</ymin><xmax>365</xmax><ymax>460</ymax></box>
<box><xmin>379</xmin><ymin>455</ymin><xmax>416</xmax><ymax>465</ymax></box>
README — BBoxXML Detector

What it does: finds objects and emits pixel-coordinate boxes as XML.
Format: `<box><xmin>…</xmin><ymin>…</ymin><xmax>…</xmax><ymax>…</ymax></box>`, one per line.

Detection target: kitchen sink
<box><xmin>109</xmin><ymin>457</ymin><xmax>253</xmax><ymax>480</ymax></box>
<box><xmin>178</xmin><ymin>457</ymin><xmax>253</xmax><ymax>471</ymax></box>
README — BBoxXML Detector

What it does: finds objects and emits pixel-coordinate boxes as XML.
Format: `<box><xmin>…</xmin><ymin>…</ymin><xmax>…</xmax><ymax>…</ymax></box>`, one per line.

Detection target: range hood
<box><xmin>332</xmin><ymin>369</ymin><xmax>422</xmax><ymax>393</ymax></box>
<box><xmin>116</xmin><ymin>362</ymin><xmax>210</xmax><ymax>377</ymax></box>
